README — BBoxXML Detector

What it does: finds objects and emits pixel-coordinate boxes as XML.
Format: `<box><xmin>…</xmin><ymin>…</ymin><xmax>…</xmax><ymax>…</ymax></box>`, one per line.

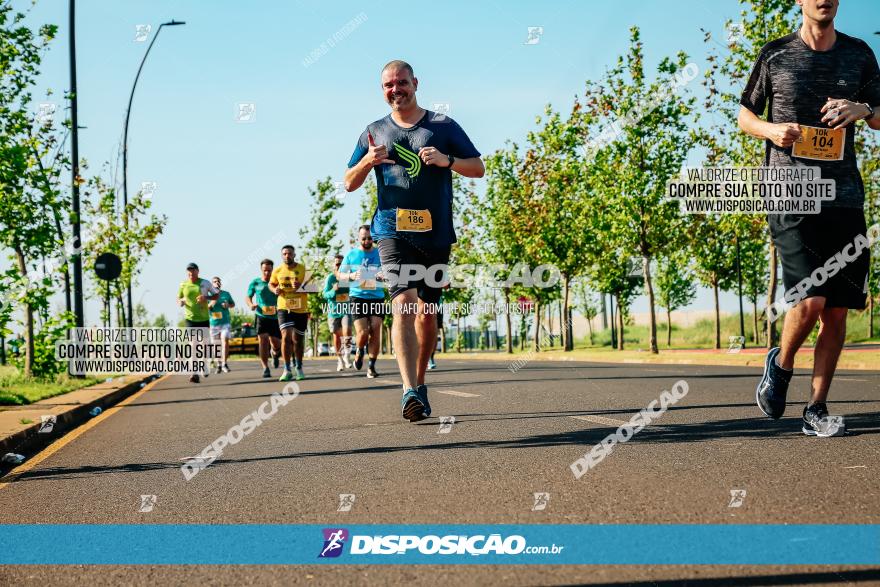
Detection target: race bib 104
<box><xmin>793</xmin><ymin>125</ymin><xmax>845</xmax><ymax>161</ymax></box>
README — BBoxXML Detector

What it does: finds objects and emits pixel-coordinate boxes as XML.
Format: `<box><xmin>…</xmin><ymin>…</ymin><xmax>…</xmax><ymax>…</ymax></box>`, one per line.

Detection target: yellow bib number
<box><xmin>261</xmin><ymin>305</ymin><xmax>276</xmax><ymax>315</ymax></box>
<box><xmin>290</xmin><ymin>297</ymin><xmax>303</xmax><ymax>311</ymax></box>
<box><xmin>361</xmin><ymin>279</ymin><xmax>376</xmax><ymax>291</ymax></box>
<box><xmin>396</xmin><ymin>208</ymin><xmax>432</xmax><ymax>232</ymax></box>
<box><xmin>335</xmin><ymin>293</ymin><xmax>349</xmax><ymax>302</ymax></box>
<box><xmin>793</xmin><ymin>125</ymin><xmax>845</xmax><ymax>161</ymax></box>
<box><xmin>211</xmin><ymin>312</ymin><xmax>223</xmax><ymax>320</ymax></box>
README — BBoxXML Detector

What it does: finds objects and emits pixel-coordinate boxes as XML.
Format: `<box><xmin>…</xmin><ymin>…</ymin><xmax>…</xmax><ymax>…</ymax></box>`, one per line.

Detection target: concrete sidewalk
<box><xmin>0</xmin><ymin>374</ymin><xmax>157</xmax><ymax>461</ymax></box>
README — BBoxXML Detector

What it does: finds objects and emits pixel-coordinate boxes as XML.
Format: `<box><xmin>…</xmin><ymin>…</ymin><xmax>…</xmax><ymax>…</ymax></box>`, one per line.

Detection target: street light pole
<box><xmin>122</xmin><ymin>19</ymin><xmax>185</xmax><ymax>326</ymax></box>
<box><xmin>69</xmin><ymin>0</ymin><xmax>84</xmax><ymax>328</ymax></box>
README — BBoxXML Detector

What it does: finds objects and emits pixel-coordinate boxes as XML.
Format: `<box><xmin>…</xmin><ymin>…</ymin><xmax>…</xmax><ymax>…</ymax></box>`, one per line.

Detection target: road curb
<box><xmin>0</xmin><ymin>373</ymin><xmax>159</xmax><ymax>461</ymax></box>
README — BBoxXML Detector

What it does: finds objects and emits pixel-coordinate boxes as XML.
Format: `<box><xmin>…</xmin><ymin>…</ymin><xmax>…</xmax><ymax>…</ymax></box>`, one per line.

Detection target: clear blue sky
<box><xmin>15</xmin><ymin>0</ymin><xmax>880</xmax><ymax>327</ymax></box>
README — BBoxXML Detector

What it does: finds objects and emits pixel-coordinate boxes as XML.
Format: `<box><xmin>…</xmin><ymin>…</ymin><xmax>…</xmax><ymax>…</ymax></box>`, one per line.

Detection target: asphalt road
<box><xmin>1</xmin><ymin>357</ymin><xmax>879</xmax><ymax>586</ymax></box>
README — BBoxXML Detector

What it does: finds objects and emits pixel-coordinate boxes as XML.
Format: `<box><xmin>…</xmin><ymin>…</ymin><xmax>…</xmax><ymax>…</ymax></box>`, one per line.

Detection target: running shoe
<box><xmin>416</xmin><ymin>384</ymin><xmax>432</xmax><ymax>417</ymax></box>
<box><xmin>189</xmin><ymin>374</ymin><xmax>200</xmax><ymax>383</ymax></box>
<box><xmin>278</xmin><ymin>370</ymin><xmax>293</xmax><ymax>382</ymax></box>
<box><xmin>214</xmin><ymin>364</ymin><xmax>222</xmax><ymax>375</ymax></box>
<box><xmin>427</xmin><ymin>357</ymin><xmax>436</xmax><ymax>370</ymax></box>
<box><xmin>367</xmin><ymin>365</ymin><xmax>378</xmax><ymax>378</ymax></box>
<box><xmin>262</xmin><ymin>367</ymin><xmax>271</xmax><ymax>378</ymax></box>
<box><xmin>401</xmin><ymin>389</ymin><xmax>427</xmax><ymax>422</ymax></box>
<box><xmin>295</xmin><ymin>367</ymin><xmax>305</xmax><ymax>381</ymax></box>
<box><xmin>802</xmin><ymin>402</ymin><xmax>846</xmax><ymax>437</ymax></box>
<box><xmin>756</xmin><ymin>347</ymin><xmax>791</xmax><ymax>419</ymax></box>
<box><xmin>222</xmin><ymin>364</ymin><xmax>230</xmax><ymax>374</ymax></box>
<box><xmin>272</xmin><ymin>351</ymin><xmax>280</xmax><ymax>369</ymax></box>
<box><xmin>336</xmin><ymin>357</ymin><xmax>345</xmax><ymax>372</ymax></box>
<box><xmin>354</xmin><ymin>348</ymin><xmax>365</xmax><ymax>370</ymax></box>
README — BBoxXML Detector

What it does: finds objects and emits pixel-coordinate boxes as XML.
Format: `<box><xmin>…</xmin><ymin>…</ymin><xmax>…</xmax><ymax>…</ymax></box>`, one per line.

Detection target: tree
<box><xmin>82</xmin><ymin>172</ymin><xmax>166</xmax><ymax>328</ymax></box>
<box><xmin>700</xmin><ymin>0</ymin><xmax>800</xmax><ymax>348</ymax></box>
<box><xmin>690</xmin><ymin>215</ymin><xmax>737</xmax><ymax>349</ymax></box>
<box><xmin>480</xmin><ymin>145</ymin><xmax>530</xmax><ymax>353</ymax></box>
<box><xmin>654</xmin><ymin>255</ymin><xmax>697</xmax><ymax>347</ymax></box>
<box><xmin>579</xmin><ymin>27</ymin><xmax>698</xmax><ymax>354</ymax></box>
<box><xmin>0</xmin><ymin>6</ymin><xmax>61</xmax><ymax>376</ymax></box>
<box><xmin>299</xmin><ymin>177</ymin><xmax>345</xmax><ymax>354</ymax></box>
<box><xmin>572</xmin><ymin>278</ymin><xmax>600</xmax><ymax>346</ymax></box>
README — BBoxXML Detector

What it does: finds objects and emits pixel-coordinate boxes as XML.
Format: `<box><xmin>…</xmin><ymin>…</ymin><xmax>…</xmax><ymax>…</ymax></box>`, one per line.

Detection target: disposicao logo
<box><xmin>393</xmin><ymin>142</ymin><xmax>422</xmax><ymax>178</ymax></box>
<box><xmin>319</xmin><ymin>528</ymin><xmax>348</xmax><ymax>558</ymax></box>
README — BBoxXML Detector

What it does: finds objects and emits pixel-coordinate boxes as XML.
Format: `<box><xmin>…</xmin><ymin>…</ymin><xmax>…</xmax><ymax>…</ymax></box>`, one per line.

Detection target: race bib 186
<box><xmin>793</xmin><ymin>125</ymin><xmax>845</xmax><ymax>161</ymax></box>
<box><xmin>396</xmin><ymin>208</ymin><xmax>432</xmax><ymax>232</ymax></box>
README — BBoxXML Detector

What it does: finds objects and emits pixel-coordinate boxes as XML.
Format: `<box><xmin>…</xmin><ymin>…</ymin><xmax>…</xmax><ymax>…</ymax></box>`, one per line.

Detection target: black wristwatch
<box><xmin>863</xmin><ymin>103</ymin><xmax>875</xmax><ymax>120</ymax></box>
<box><xmin>447</xmin><ymin>154</ymin><xmax>455</xmax><ymax>168</ymax></box>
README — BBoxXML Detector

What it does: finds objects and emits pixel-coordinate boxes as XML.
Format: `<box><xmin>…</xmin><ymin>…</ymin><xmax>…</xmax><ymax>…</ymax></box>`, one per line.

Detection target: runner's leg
<box><xmin>810</xmin><ymin>307</ymin><xmax>847</xmax><ymax>403</ymax></box>
<box><xmin>415</xmin><ymin>300</ymin><xmax>437</xmax><ymax>387</ymax></box>
<box><xmin>391</xmin><ymin>289</ymin><xmax>419</xmax><ymax>391</ymax></box>
<box><xmin>778</xmin><ymin>297</ymin><xmax>825</xmax><ymax>370</ymax></box>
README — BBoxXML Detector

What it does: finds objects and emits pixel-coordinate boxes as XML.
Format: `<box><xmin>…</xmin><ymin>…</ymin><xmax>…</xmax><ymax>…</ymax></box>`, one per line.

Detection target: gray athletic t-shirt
<box><xmin>740</xmin><ymin>31</ymin><xmax>880</xmax><ymax>209</ymax></box>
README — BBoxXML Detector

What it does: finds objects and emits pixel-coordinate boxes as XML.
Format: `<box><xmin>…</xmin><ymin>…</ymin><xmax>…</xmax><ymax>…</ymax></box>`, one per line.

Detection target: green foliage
<box><xmin>12</xmin><ymin>311</ymin><xmax>74</xmax><ymax>378</ymax></box>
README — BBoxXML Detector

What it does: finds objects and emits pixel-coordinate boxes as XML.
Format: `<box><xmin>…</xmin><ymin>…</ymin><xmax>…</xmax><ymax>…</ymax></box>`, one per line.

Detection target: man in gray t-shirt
<box><xmin>738</xmin><ymin>0</ymin><xmax>880</xmax><ymax>437</ymax></box>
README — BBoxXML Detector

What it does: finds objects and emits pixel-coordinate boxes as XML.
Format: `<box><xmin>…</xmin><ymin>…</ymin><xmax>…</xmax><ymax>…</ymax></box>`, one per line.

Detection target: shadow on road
<box><xmin>558</xmin><ymin>568</ymin><xmax>880</xmax><ymax>586</ymax></box>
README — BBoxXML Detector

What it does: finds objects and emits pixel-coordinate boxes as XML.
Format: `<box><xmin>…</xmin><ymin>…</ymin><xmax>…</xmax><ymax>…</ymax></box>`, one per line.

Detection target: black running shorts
<box><xmin>256</xmin><ymin>315</ymin><xmax>281</xmax><ymax>338</ymax></box>
<box><xmin>277</xmin><ymin>310</ymin><xmax>308</xmax><ymax>334</ymax></box>
<box><xmin>376</xmin><ymin>237</ymin><xmax>451</xmax><ymax>304</ymax></box>
<box><xmin>768</xmin><ymin>208</ymin><xmax>870</xmax><ymax>310</ymax></box>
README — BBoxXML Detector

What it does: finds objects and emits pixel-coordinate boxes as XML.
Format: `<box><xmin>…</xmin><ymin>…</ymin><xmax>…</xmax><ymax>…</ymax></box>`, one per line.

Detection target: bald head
<box><xmin>381</xmin><ymin>60</ymin><xmax>418</xmax><ymax>113</ymax></box>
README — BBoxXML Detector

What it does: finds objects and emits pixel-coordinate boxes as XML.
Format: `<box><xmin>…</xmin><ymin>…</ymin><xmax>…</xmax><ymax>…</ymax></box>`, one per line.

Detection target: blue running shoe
<box><xmin>401</xmin><ymin>389</ymin><xmax>427</xmax><ymax>422</ymax></box>
<box><xmin>416</xmin><ymin>384</ymin><xmax>431</xmax><ymax>417</ymax></box>
<box><xmin>756</xmin><ymin>347</ymin><xmax>792</xmax><ymax>419</ymax></box>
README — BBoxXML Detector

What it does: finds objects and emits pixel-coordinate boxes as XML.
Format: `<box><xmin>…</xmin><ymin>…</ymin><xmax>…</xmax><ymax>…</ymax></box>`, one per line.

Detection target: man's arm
<box><xmin>345</xmin><ymin>132</ymin><xmax>395</xmax><ymax>192</ymax></box>
<box><xmin>245</xmin><ymin>283</ymin><xmax>257</xmax><ymax>310</ymax></box>
<box><xmin>737</xmin><ymin>106</ymin><xmax>801</xmax><ymax>147</ymax></box>
<box><xmin>450</xmin><ymin>156</ymin><xmax>485</xmax><ymax>178</ymax></box>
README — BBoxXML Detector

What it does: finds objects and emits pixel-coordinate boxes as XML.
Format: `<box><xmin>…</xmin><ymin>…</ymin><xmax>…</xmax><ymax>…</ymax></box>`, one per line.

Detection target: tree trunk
<box><xmin>643</xmin><ymin>255</ymin><xmax>658</xmax><ymax>354</ymax></box>
<box><xmin>14</xmin><ymin>247</ymin><xmax>35</xmax><ymax>377</ymax></box>
<box><xmin>767</xmin><ymin>243</ymin><xmax>779</xmax><ymax>348</ymax></box>
<box><xmin>666</xmin><ymin>308</ymin><xmax>672</xmax><ymax>348</ymax></box>
<box><xmin>713</xmin><ymin>278</ymin><xmax>721</xmax><ymax>350</ymax></box>
<box><xmin>753</xmin><ymin>299</ymin><xmax>760</xmax><ymax>345</ymax></box>
<box><xmin>440</xmin><ymin>325</ymin><xmax>446</xmax><ymax>353</ymax></box>
<box><xmin>533</xmin><ymin>299</ymin><xmax>542</xmax><ymax>352</ymax></box>
<box><xmin>546</xmin><ymin>303</ymin><xmax>553</xmax><ymax>348</ymax></box>
<box><xmin>869</xmin><ymin>294</ymin><xmax>874</xmax><ymax>339</ymax></box>
<box><xmin>504</xmin><ymin>289</ymin><xmax>513</xmax><ymax>353</ymax></box>
<box><xmin>562</xmin><ymin>277</ymin><xmax>572</xmax><ymax>351</ymax></box>
<box><xmin>616</xmin><ymin>294</ymin><xmax>625</xmax><ymax>351</ymax></box>
<box><xmin>587</xmin><ymin>312</ymin><xmax>593</xmax><ymax>346</ymax></box>
<box><xmin>456</xmin><ymin>317</ymin><xmax>461</xmax><ymax>353</ymax></box>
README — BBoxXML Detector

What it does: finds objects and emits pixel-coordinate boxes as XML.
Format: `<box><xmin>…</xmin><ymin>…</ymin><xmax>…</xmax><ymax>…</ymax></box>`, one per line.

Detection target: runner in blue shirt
<box><xmin>339</xmin><ymin>225</ymin><xmax>387</xmax><ymax>379</ymax></box>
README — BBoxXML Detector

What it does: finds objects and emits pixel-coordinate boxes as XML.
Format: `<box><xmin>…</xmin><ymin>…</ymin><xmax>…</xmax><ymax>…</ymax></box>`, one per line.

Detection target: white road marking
<box><xmin>843</xmin><ymin>465</ymin><xmax>867</xmax><ymax>469</ymax></box>
<box><xmin>570</xmin><ymin>414</ymin><xmax>629</xmax><ymax>427</ymax></box>
<box><xmin>434</xmin><ymin>389</ymin><xmax>481</xmax><ymax>398</ymax></box>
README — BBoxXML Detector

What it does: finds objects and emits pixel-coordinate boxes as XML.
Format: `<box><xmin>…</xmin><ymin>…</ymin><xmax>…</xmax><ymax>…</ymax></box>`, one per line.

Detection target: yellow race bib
<box><xmin>396</xmin><ymin>208</ymin><xmax>432</xmax><ymax>232</ymax></box>
<box><xmin>361</xmin><ymin>279</ymin><xmax>376</xmax><ymax>291</ymax></box>
<box><xmin>261</xmin><ymin>305</ymin><xmax>276</xmax><ymax>315</ymax></box>
<box><xmin>793</xmin><ymin>125</ymin><xmax>845</xmax><ymax>161</ymax></box>
<box><xmin>211</xmin><ymin>312</ymin><xmax>223</xmax><ymax>320</ymax></box>
<box><xmin>290</xmin><ymin>297</ymin><xmax>303</xmax><ymax>311</ymax></box>
<box><xmin>335</xmin><ymin>293</ymin><xmax>349</xmax><ymax>302</ymax></box>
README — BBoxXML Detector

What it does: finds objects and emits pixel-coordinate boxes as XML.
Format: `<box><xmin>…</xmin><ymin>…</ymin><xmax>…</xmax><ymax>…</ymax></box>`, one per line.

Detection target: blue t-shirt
<box><xmin>341</xmin><ymin>247</ymin><xmax>385</xmax><ymax>300</ymax></box>
<box><xmin>208</xmin><ymin>290</ymin><xmax>235</xmax><ymax>326</ymax></box>
<box><xmin>347</xmin><ymin>111</ymin><xmax>480</xmax><ymax>247</ymax></box>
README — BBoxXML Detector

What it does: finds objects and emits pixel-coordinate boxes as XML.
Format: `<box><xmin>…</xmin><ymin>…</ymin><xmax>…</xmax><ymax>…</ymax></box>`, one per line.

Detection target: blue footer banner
<box><xmin>1</xmin><ymin>524</ymin><xmax>878</xmax><ymax>565</ymax></box>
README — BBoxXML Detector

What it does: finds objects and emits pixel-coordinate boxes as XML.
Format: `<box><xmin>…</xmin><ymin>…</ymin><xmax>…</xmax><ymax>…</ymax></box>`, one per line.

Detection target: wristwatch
<box><xmin>863</xmin><ymin>103</ymin><xmax>875</xmax><ymax>120</ymax></box>
<box><xmin>447</xmin><ymin>154</ymin><xmax>455</xmax><ymax>168</ymax></box>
